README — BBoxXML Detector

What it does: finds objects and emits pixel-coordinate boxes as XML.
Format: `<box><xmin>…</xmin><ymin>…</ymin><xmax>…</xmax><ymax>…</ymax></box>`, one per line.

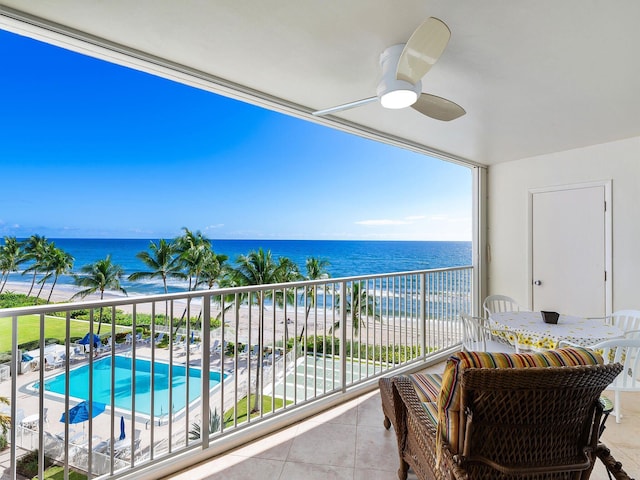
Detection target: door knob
<box><xmin>534</xmin><ymin>280</ymin><xmax>542</xmax><ymax>286</ymax></box>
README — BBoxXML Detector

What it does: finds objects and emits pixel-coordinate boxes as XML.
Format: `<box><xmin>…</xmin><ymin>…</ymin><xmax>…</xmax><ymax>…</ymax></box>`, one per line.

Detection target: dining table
<box><xmin>489</xmin><ymin>311</ymin><xmax>625</xmax><ymax>350</ymax></box>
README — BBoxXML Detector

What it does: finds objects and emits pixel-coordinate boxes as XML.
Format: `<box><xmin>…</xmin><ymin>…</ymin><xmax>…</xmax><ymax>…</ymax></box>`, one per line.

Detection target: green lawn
<box><xmin>223</xmin><ymin>394</ymin><xmax>289</xmax><ymax>428</ymax></box>
<box><xmin>0</xmin><ymin>315</ymin><xmax>128</xmax><ymax>352</ymax></box>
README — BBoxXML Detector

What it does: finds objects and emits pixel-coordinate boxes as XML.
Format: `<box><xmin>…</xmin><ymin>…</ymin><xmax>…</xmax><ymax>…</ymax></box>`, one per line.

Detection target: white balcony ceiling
<box><xmin>2</xmin><ymin>1</ymin><xmax>640</xmax><ymax>166</ymax></box>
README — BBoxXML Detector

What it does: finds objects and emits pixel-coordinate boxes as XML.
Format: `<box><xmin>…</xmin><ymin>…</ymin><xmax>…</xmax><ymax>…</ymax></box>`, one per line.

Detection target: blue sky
<box><xmin>0</xmin><ymin>29</ymin><xmax>471</xmax><ymax>241</ymax></box>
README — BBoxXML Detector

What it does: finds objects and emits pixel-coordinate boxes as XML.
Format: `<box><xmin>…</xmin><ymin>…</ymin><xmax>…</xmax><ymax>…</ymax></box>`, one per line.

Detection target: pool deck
<box><xmin>0</xmin><ymin>340</ymin><xmax>244</xmax><ymax>475</ymax></box>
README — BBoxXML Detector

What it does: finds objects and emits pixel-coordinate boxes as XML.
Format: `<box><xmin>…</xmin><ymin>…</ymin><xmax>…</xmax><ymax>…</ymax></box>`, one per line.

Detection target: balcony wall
<box><xmin>488</xmin><ymin>135</ymin><xmax>640</xmax><ymax>310</ymax></box>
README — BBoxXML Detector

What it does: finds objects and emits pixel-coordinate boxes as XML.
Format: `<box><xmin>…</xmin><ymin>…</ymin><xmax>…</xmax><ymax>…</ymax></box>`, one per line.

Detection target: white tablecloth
<box><xmin>490</xmin><ymin>311</ymin><xmax>624</xmax><ymax>349</ymax></box>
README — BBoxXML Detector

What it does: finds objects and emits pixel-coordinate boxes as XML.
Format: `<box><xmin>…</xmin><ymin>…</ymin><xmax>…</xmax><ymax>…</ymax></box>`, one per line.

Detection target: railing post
<box><xmin>420</xmin><ymin>272</ymin><xmax>427</xmax><ymax>360</ymax></box>
<box><xmin>9</xmin><ymin>314</ymin><xmax>17</xmax><ymax>480</ymax></box>
<box><xmin>340</xmin><ymin>280</ymin><xmax>347</xmax><ymax>393</ymax></box>
<box><xmin>201</xmin><ymin>294</ymin><xmax>211</xmax><ymax>449</ymax></box>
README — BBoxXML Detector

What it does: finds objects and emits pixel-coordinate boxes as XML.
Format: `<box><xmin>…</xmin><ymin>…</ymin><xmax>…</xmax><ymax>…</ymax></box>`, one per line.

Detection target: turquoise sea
<box><xmin>3</xmin><ymin>238</ymin><xmax>471</xmax><ymax>296</ymax></box>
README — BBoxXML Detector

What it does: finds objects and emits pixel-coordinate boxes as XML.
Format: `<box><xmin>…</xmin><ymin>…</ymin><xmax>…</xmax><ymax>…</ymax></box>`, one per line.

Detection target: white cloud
<box><xmin>355</xmin><ymin>219</ymin><xmax>411</xmax><ymax>226</ymax></box>
<box><xmin>204</xmin><ymin>224</ymin><xmax>225</xmax><ymax>231</ymax></box>
<box><xmin>404</xmin><ymin>215</ymin><xmax>426</xmax><ymax>221</ymax></box>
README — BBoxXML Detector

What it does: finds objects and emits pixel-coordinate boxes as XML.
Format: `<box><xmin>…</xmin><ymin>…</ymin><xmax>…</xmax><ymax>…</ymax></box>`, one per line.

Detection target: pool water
<box><xmin>40</xmin><ymin>355</ymin><xmax>225</xmax><ymax>417</ymax></box>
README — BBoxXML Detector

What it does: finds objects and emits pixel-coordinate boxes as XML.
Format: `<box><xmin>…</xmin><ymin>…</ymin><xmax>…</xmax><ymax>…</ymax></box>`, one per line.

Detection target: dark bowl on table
<box><xmin>541</xmin><ymin>311</ymin><xmax>560</xmax><ymax>324</ymax></box>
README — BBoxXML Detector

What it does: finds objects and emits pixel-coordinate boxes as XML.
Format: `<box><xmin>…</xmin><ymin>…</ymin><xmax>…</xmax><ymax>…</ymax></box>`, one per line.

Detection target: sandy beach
<box><xmin>2</xmin><ymin>280</ymin><xmax>125</xmax><ymax>304</ymax></box>
<box><xmin>0</xmin><ymin>279</ymin><xmax>334</xmax><ymax>348</ymax></box>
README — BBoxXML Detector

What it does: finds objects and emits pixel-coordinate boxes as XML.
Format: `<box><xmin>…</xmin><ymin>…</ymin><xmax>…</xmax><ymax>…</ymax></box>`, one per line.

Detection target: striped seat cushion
<box><xmin>420</xmin><ymin>401</ymin><xmax>438</xmax><ymax>427</ymax></box>
<box><xmin>437</xmin><ymin>347</ymin><xmax>603</xmax><ymax>455</ymax></box>
<box><xmin>410</xmin><ymin>373</ymin><xmax>442</xmax><ymax>403</ymax></box>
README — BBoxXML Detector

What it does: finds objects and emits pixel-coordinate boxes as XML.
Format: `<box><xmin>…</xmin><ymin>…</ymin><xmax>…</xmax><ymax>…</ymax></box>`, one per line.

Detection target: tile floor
<box><xmin>165</xmin><ymin>375</ymin><xmax>640</xmax><ymax>480</ymax></box>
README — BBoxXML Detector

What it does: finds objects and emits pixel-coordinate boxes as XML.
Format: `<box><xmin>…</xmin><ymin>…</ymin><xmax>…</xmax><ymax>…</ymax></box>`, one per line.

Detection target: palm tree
<box><xmin>174</xmin><ymin>228</ymin><xmax>211</xmax><ymax>291</ymax></box>
<box><xmin>331</xmin><ymin>281</ymin><xmax>378</xmax><ymax>335</ymax></box>
<box><xmin>171</xmin><ymin>228</ymin><xmax>212</xmax><ymax>333</ymax></box>
<box><xmin>298</xmin><ymin>257</ymin><xmax>330</xmax><ymax>342</ymax></box>
<box><xmin>229</xmin><ymin>248</ymin><xmax>297</xmax><ymax>413</ymax></box>
<box><xmin>72</xmin><ymin>255</ymin><xmax>127</xmax><ymax>335</ymax></box>
<box><xmin>188</xmin><ymin>408</ymin><xmax>220</xmax><ymax>440</ymax></box>
<box><xmin>42</xmin><ymin>244</ymin><xmax>74</xmax><ymax>302</ymax></box>
<box><xmin>196</xmin><ymin>251</ymin><xmax>229</xmax><ymax>290</ymax></box>
<box><xmin>21</xmin><ymin>234</ymin><xmax>48</xmax><ymax>297</ymax></box>
<box><xmin>128</xmin><ymin>239</ymin><xmax>185</xmax><ymax>293</ymax></box>
<box><xmin>35</xmin><ymin>242</ymin><xmax>72</xmax><ymax>301</ymax></box>
<box><xmin>0</xmin><ymin>236</ymin><xmax>25</xmax><ymax>294</ymax></box>
<box><xmin>192</xmin><ymin>249</ymin><xmax>229</xmax><ymax>327</ymax></box>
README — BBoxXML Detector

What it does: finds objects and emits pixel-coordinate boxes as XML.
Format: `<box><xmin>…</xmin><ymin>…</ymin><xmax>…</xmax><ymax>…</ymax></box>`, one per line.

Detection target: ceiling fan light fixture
<box><xmin>312</xmin><ymin>20</ymin><xmax>464</xmax><ymax>121</ymax></box>
<box><xmin>377</xmin><ymin>44</ymin><xmax>421</xmax><ymax>109</ymax></box>
<box><xmin>380</xmin><ymin>89</ymin><xmax>418</xmax><ymax>109</ymax></box>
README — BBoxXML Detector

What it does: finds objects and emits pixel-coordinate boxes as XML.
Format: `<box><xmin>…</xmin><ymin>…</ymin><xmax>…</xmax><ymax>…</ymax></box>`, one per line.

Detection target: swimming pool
<box><xmin>39</xmin><ymin>355</ymin><xmax>225</xmax><ymax>417</ymax></box>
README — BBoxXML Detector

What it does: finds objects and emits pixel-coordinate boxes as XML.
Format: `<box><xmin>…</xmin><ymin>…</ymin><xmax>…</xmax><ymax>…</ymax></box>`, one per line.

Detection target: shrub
<box><xmin>287</xmin><ymin>335</ymin><xmax>339</xmax><ymax>355</ymax></box>
<box><xmin>0</xmin><ymin>292</ymin><xmax>48</xmax><ymax>308</ymax></box>
<box><xmin>16</xmin><ymin>449</ymin><xmax>53</xmax><ymax>478</ymax></box>
<box><xmin>224</xmin><ymin>341</ymin><xmax>246</xmax><ymax>357</ymax></box>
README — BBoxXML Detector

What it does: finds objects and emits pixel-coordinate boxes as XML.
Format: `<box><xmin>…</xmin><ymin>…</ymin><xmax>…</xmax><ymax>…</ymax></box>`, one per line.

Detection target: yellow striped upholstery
<box><xmin>437</xmin><ymin>347</ymin><xmax>603</xmax><ymax>454</ymax></box>
<box><xmin>410</xmin><ymin>373</ymin><xmax>442</xmax><ymax>403</ymax></box>
<box><xmin>420</xmin><ymin>401</ymin><xmax>438</xmax><ymax>427</ymax></box>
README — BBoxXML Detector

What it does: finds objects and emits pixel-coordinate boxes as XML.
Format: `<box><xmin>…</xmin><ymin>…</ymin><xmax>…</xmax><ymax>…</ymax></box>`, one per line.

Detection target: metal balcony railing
<box><xmin>0</xmin><ymin>266</ymin><xmax>472</xmax><ymax>479</ymax></box>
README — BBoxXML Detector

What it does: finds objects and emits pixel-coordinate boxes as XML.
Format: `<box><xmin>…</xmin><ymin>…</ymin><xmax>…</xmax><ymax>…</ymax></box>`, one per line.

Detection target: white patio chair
<box><xmin>70</xmin><ymin>346</ymin><xmax>87</xmax><ymax>362</ymax></box>
<box><xmin>482</xmin><ymin>294</ymin><xmax>528</xmax><ymax>317</ymax></box>
<box><xmin>460</xmin><ymin>312</ymin><xmax>519</xmax><ymax>353</ymax></box>
<box><xmin>153</xmin><ymin>332</ymin><xmax>165</xmax><ymax>345</ymax></box>
<box><xmin>585</xmin><ymin>337</ymin><xmax>640</xmax><ymax>423</ymax></box>
<box><xmin>623</xmin><ymin>329</ymin><xmax>640</xmax><ymax>339</ymax></box>
<box><xmin>44</xmin><ymin>353</ymin><xmax>64</xmax><ymax>369</ymax></box>
<box><xmin>609</xmin><ymin>310</ymin><xmax>640</xmax><ymax>332</ymax></box>
<box><xmin>172</xmin><ymin>335</ymin><xmax>186</xmax><ymax>349</ymax></box>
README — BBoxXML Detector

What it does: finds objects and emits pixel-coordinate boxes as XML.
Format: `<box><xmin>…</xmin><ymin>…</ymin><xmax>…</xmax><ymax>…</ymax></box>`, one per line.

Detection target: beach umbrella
<box><xmin>119</xmin><ymin>415</ymin><xmax>126</xmax><ymax>441</ymax></box>
<box><xmin>60</xmin><ymin>400</ymin><xmax>105</xmax><ymax>424</ymax></box>
<box><xmin>79</xmin><ymin>333</ymin><xmax>101</xmax><ymax>349</ymax></box>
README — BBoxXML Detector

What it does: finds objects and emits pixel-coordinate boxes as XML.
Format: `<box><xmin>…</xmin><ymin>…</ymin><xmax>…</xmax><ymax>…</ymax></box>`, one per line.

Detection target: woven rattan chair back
<box><xmin>457</xmin><ymin>363</ymin><xmax>623</xmax><ymax>479</ymax></box>
<box><xmin>392</xmin><ymin>362</ymin><xmax>628</xmax><ymax>480</ymax></box>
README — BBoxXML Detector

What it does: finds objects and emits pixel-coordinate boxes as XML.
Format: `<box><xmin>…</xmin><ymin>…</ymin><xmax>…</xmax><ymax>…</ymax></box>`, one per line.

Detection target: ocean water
<box><xmin>4</xmin><ymin>238</ymin><xmax>471</xmax><ymax>296</ymax></box>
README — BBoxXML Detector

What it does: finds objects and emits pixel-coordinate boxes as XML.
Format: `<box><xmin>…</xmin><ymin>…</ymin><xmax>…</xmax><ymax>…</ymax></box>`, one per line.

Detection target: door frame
<box><xmin>527</xmin><ymin>180</ymin><xmax>612</xmax><ymax>315</ymax></box>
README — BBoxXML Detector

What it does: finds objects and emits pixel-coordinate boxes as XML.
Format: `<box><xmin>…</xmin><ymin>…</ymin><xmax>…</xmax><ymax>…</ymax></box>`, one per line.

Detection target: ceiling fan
<box><xmin>312</xmin><ymin>17</ymin><xmax>465</xmax><ymax>122</ymax></box>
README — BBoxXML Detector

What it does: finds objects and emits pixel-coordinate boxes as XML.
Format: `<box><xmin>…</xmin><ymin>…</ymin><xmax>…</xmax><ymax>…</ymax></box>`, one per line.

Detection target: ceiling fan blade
<box><xmin>396</xmin><ymin>17</ymin><xmax>451</xmax><ymax>84</ymax></box>
<box><xmin>411</xmin><ymin>93</ymin><xmax>465</xmax><ymax>121</ymax></box>
<box><xmin>312</xmin><ymin>96</ymin><xmax>378</xmax><ymax>116</ymax></box>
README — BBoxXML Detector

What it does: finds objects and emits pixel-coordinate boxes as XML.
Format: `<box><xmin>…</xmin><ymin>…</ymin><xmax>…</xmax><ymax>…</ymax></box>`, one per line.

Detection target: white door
<box><xmin>530</xmin><ymin>183</ymin><xmax>610</xmax><ymax>317</ymax></box>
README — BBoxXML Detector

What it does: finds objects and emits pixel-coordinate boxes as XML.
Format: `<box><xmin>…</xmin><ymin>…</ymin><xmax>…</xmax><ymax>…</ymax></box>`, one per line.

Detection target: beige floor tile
<box><xmin>230</xmin><ymin>427</ymin><xmax>295</xmax><ymax>461</ymax></box>
<box><xmin>309</xmin><ymin>399</ymin><xmax>359</xmax><ymax>425</ymax></box>
<box><xmin>356</xmin><ymin>393</ymin><xmax>386</xmax><ymax>427</ymax></box>
<box><xmin>279</xmin><ymin>461</ymin><xmax>353</xmax><ymax>480</ymax></box>
<box><xmin>354</xmin><ymin>425</ymin><xmax>398</xmax><ymax>472</ymax></box>
<box><xmin>198</xmin><ymin>456</ymin><xmax>284</xmax><ymax>479</ymax></box>
<box><xmin>287</xmin><ymin>422</ymin><xmax>357</xmax><ymax>468</ymax></box>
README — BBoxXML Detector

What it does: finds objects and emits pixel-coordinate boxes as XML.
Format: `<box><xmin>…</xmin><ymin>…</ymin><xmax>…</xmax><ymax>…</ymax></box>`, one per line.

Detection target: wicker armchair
<box><xmin>390</xmin><ymin>351</ymin><xmax>633</xmax><ymax>480</ymax></box>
